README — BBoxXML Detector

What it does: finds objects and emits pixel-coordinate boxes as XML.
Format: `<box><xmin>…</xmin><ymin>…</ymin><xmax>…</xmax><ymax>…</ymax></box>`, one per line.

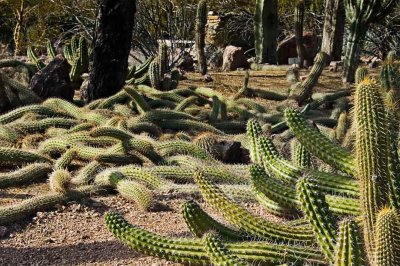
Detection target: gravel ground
<box><xmin>0</xmin><ymin>182</ymin><xmax>274</xmax><ymax>266</ymax></box>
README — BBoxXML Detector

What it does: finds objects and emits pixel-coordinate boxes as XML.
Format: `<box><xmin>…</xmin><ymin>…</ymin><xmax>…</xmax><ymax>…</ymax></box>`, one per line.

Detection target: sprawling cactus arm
<box><xmin>203</xmin><ymin>234</ymin><xmax>247</xmax><ymax>266</ymax></box>
<box><xmin>374</xmin><ymin>208</ymin><xmax>400</xmax><ymax>266</ymax></box>
<box><xmin>124</xmin><ymin>86</ymin><xmax>151</xmax><ymax>112</ymax></box>
<box><xmin>49</xmin><ymin>169</ymin><xmax>71</xmax><ymax>194</ymax></box>
<box><xmin>110</xmin><ymin>139</ymin><xmax>164</xmax><ymax>165</ymax></box>
<box><xmin>258</xmin><ymin>137</ymin><xmax>359</xmax><ymax>196</ymax></box>
<box><xmin>290</xmin><ymin>139</ymin><xmax>312</xmax><ymax>168</ymax></box>
<box><xmin>10</xmin><ymin>118</ymin><xmax>78</xmax><ymax>134</ymax></box>
<box><xmin>91</xmin><ymin>126</ymin><xmax>134</xmax><ymax>141</ymax></box>
<box><xmin>146</xmin><ymin>165</ymin><xmax>246</xmax><ymax>185</ymax></box>
<box><xmin>0</xmin><ymin>163</ymin><xmax>52</xmax><ymax>188</ymax></box>
<box><xmin>71</xmin><ymin>161</ymin><xmax>103</xmax><ymax>185</ymax></box>
<box><xmin>194</xmin><ymin>171</ymin><xmax>315</xmax><ymax>243</ymax></box>
<box><xmin>128</xmin><ymin>122</ymin><xmax>162</xmax><ymax>137</ymax></box>
<box><xmin>96</xmin><ymin>90</ymin><xmax>129</xmax><ymax>110</ymax></box>
<box><xmin>297</xmin><ymin>177</ymin><xmax>337</xmax><ymax>263</ymax></box>
<box><xmin>96</xmin><ymin>166</ymin><xmax>164</xmax><ymax>189</ymax></box>
<box><xmin>354</xmin><ymin>79</ymin><xmax>391</xmax><ymax>261</ymax></box>
<box><xmin>0</xmin><ymin>105</ymin><xmax>66</xmax><ymax>124</ymax></box>
<box><xmin>236</xmin><ymin>98</ymin><xmax>267</xmax><ymax>114</ymax></box>
<box><xmin>156</xmin><ymin>119</ymin><xmax>225</xmax><ymax>135</ymax></box>
<box><xmin>54</xmin><ymin>149</ymin><xmax>76</xmax><ymax>170</ymax></box>
<box><xmin>247</xmin><ymin>119</ymin><xmax>263</xmax><ymax>164</ymax></box>
<box><xmin>0</xmin><ymin>147</ymin><xmax>51</xmax><ymax>166</ymax></box>
<box><xmin>0</xmin><ymin>185</ymin><xmax>104</xmax><ymax>225</ymax></box>
<box><xmin>116</xmin><ymin>180</ymin><xmax>153</xmax><ymax>211</ymax></box>
<box><xmin>182</xmin><ymin>201</ymin><xmax>249</xmax><ymax>241</ymax></box>
<box><xmin>285</xmin><ymin>108</ymin><xmax>356</xmax><ymax>175</ymax></box>
<box><xmin>290</xmin><ymin>52</ymin><xmax>329</xmax><ymax>104</ymax></box>
<box><xmin>334</xmin><ymin>219</ymin><xmax>364</xmax><ymax>266</ymax></box>
<box><xmin>105</xmin><ymin>212</ymin><xmax>326</xmax><ymax>264</ymax></box>
<box><xmin>251</xmin><ymin>164</ymin><xmax>359</xmax><ymax>216</ymax></box>
<box><xmin>156</xmin><ymin>141</ymin><xmax>211</xmax><ymax>160</ymax></box>
<box><xmin>175</xmin><ymin>96</ymin><xmax>198</xmax><ymax>112</ymax></box>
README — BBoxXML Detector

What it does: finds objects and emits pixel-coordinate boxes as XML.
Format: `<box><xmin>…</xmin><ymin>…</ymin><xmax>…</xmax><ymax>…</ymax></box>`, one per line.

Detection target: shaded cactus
<box><xmin>195</xmin><ymin>0</ymin><xmax>208</xmax><ymax>75</ymax></box>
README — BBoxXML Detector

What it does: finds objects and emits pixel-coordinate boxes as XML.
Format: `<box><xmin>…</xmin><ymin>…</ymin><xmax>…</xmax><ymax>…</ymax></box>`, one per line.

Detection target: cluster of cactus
<box><xmin>62</xmin><ymin>36</ymin><xmax>90</xmax><ymax>83</ymax></box>
<box><xmin>103</xmin><ymin>62</ymin><xmax>400</xmax><ymax>265</ymax></box>
<box><xmin>147</xmin><ymin>44</ymin><xmax>181</xmax><ymax>91</ymax></box>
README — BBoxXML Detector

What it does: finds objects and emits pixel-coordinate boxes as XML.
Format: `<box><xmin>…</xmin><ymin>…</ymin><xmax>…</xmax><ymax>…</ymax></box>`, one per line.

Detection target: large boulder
<box><xmin>277</xmin><ymin>32</ymin><xmax>318</xmax><ymax>65</ymax></box>
<box><xmin>222</xmin><ymin>46</ymin><xmax>248</xmax><ymax>71</ymax></box>
<box><xmin>29</xmin><ymin>55</ymin><xmax>74</xmax><ymax>101</ymax></box>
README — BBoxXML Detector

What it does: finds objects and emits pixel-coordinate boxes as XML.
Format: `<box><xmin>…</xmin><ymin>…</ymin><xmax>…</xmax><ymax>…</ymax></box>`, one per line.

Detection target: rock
<box><xmin>203</xmin><ymin>74</ymin><xmax>213</xmax><ymax>83</ymax></box>
<box><xmin>277</xmin><ymin>32</ymin><xmax>318</xmax><ymax>65</ymax></box>
<box><xmin>29</xmin><ymin>55</ymin><xmax>73</xmax><ymax>101</ymax></box>
<box><xmin>369</xmin><ymin>57</ymin><xmax>381</xmax><ymax>68</ymax></box>
<box><xmin>222</xmin><ymin>46</ymin><xmax>249</xmax><ymax>71</ymax></box>
<box><xmin>177</xmin><ymin>52</ymin><xmax>194</xmax><ymax>71</ymax></box>
<box><xmin>286</xmin><ymin>67</ymin><xmax>300</xmax><ymax>85</ymax></box>
<box><xmin>0</xmin><ymin>226</ymin><xmax>8</xmax><ymax>238</ymax></box>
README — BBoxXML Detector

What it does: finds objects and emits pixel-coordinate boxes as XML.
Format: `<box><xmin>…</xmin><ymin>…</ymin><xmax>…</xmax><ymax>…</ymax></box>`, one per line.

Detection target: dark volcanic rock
<box><xmin>29</xmin><ymin>55</ymin><xmax>73</xmax><ymax>101</ymax></box>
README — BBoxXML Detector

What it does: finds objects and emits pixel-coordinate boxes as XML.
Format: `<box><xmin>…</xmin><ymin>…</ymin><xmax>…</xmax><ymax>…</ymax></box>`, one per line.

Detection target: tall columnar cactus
<box><xmin>354</xmin><ymin>79</ymin><xmax>391</xmax><ymax>261</ymax></box>
<box><xmin>46</xmin><ymin>40</ymin><xmax>56</xmax><ymax>60</ymax></box>
<box><xmin>374</xmin><ymin>208</ymin><xmax>400</xmax><ymax>266</ymax></box>
<box><xmin>254</xmin><ymin>0</ymin><xmax>278</xmax><ymax>64</ymax></box>
<box><xmin>355</xmin><ymin>67</ymin><xmax>369</xmax><ymax>85</ymax></box>
<box><xmin>343</xmin><ymin>0</ymin><xmax>398</xmax><ymax>83</ymax></box>
<box><xmin>195</xmin><ymin>0</ymin><xmax>208</xmax><ymax>75</ymax></box>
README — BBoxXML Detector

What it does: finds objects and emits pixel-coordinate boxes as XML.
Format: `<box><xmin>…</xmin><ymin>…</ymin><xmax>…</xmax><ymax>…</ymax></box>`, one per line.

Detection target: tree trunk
<box><xmin>87</xmin><ymin>0</ymin><xmax>136</xmax><ymax>102</ymax></box>
<box><xmin>254</xmin><ymin>0</ymin><xmax>278</xmax><ymax>64</ymax></box>
<box><xmin>294</xmin><ymin>3</ymin><xmax>306</xmax><ymax>68</ymax></box>
<box><xmin>321</xmin><ymin>0</ymin><xmax>345</xmax><ymax>62</ymax></box>
<box><xmin>342</xmin><ymin>22</ymin><xmax>368</xmax><ymax>84</ymax></box>
<box><xmin>13</xmin><ymin>1</ymin><xmax>25</xmax><ymax>56</ymax></box>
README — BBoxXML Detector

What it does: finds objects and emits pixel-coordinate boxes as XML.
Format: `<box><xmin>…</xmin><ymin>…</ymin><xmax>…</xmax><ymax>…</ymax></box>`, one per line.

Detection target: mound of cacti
<box><xmin>104</xmin><ymin>62</ymin><xmax>400</xmax><ymax>265</ymax></box>
<box><xmin>2</xmin><ymin>43</ymin><xmax>400</xmax><ymax>265</ymax></box>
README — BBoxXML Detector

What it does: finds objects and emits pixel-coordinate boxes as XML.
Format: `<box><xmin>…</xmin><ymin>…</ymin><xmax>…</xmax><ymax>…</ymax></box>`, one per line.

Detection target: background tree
<box><xmin>87</xmin><ymin>0</ymin><xmax>136</xmax><ymax>101</ymax></box>
<box><xmin>321</xmin><ymin>0</ymin><xmax>345</xmax><ymax>62</ymax></box>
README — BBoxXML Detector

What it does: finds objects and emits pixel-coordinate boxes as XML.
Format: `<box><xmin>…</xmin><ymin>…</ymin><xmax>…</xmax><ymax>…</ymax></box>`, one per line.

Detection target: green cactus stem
<box><xmin>334</xmin><ymin>219</ymin><xmax>364</xmax><ymax>266</ymax></box>
<box><xmin>374</xmin><ymin>208</ymin><xmax>400</xmax><ymax>266</ymax></box>
<box><xmin>297</xmin><ymin>176</ymin><xmax>337</xmax><ymax>263</ymax></box>
<box><xmin>354</xmin><ymin>79</ymin><xmax>391</xmax><ymax>261</ymax></box>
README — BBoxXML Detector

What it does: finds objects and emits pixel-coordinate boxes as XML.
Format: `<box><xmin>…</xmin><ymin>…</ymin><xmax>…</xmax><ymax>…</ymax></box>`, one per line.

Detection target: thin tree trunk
<box><xmin>321</xmin><ymin>0</ymin><xmax>345</xmax><ymax>62</ymax></box>
<box><xmin>295</xmin><ymin>2</ymin><xmax>306</xmax><ymax>68</ymax></box>
<box><xmin>13</xmin><ymin>1</ymin><xmax>25</xmax><ymax>56</ymax></box>
<box><xmin>87</xmin><ymin>0</ymin><xmax>136</xmax><ymax>101</ymax></box>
